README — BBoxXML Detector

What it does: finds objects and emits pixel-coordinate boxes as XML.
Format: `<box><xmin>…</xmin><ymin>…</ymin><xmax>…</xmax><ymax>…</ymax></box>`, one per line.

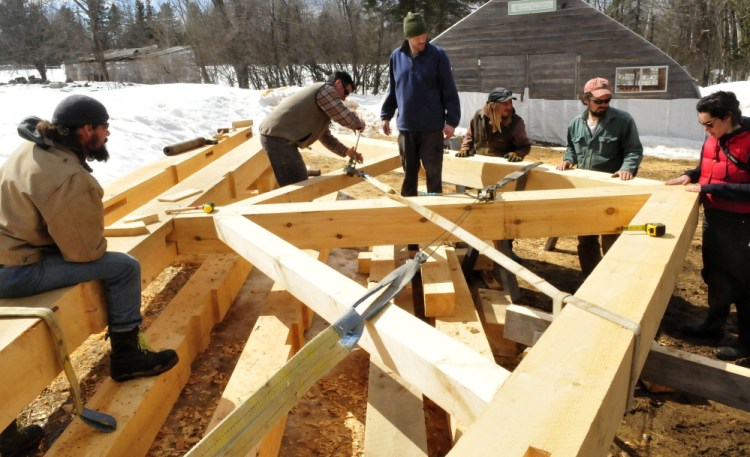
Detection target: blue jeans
<box><xmin>0</xmin><ymin>252</ymin><xmax>143</xmax><ymax>332</ymax></box>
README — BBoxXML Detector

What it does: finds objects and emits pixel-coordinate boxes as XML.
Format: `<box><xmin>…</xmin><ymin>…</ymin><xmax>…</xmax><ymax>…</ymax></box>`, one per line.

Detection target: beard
<box><xmin>85</xmin><ymin>137</ymin><xmax>109</xmax><ymax>162</ymax></box>
<box><xmin>589</xmin><ymin>107</ymin><xmax>607</xmax><ymax>118</ymax></box>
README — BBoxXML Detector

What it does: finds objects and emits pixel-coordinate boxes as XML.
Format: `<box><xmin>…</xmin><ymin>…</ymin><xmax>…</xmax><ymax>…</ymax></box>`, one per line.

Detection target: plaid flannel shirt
<box><xmin>316</xmin><ymin>84</ymin><xmax>365</xmax><ymax>156</ymax></box>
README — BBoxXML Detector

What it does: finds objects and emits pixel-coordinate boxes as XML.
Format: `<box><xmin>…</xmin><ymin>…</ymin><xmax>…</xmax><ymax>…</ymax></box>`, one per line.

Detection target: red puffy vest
<box><xmin>698</xmin><ymin>128</ymin><xmax>750</xmax><ymax>213</ymax></box>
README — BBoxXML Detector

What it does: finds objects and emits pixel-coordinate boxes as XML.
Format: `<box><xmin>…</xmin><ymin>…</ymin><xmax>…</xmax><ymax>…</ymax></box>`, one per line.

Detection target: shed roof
<box><xmin>432</xmin><ymin>0</ymin><xmax>699</xmax><ymax>100</ymax></box>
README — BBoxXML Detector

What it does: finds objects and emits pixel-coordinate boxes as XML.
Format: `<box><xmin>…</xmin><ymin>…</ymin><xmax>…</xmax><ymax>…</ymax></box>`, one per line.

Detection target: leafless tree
<box><xmin>70</xmin><ymin>0</ymin><xmax>110</xmax><ymax>80</ymax></box>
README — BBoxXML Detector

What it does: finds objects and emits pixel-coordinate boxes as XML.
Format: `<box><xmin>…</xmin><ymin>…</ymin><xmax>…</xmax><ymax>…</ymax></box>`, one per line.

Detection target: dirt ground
<box><xmin>18</xmin><ymin>145</ymin><xmax>750</xmax><ymax>457</ymax></box>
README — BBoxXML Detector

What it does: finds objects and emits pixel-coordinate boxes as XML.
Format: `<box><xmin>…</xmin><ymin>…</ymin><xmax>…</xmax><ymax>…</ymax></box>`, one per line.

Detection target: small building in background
<box><xmin>433</xmin><ymin>0</ymin><xmax>704</xmax><ymax>144</ymax></box>
<box><xmin>65</xmin><ymin>45</ymin><xmax>202</xmax><ymax>85</ymax></box>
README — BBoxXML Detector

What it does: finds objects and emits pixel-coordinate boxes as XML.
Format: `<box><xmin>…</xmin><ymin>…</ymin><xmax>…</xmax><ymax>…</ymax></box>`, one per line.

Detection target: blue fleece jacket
<box><xmin>380</xmin><ymin>41</ymin><xmax>461</xmax><ymax>132</ymax></box>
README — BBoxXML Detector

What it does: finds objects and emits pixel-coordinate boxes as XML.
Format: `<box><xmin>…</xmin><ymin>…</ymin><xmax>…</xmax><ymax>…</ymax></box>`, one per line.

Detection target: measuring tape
<box><xmin>621</xmin><ymin>223</ymin><xmax>666</xmax><ymax>237</ymax></box>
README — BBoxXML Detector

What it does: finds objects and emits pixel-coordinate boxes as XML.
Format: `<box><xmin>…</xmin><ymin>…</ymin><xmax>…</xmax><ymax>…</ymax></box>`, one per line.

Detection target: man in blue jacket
<box><xmin>380</xmin><ymin>12</ymin><xmax>460</xmax><ymax>197</ymax></box>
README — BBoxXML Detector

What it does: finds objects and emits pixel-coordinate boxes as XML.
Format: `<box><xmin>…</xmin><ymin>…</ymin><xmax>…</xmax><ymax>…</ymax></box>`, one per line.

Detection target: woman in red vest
<box><xmin>666</xmin><ymin>90</ymin><xmax>750</xmax><ymax>361</ymax></box>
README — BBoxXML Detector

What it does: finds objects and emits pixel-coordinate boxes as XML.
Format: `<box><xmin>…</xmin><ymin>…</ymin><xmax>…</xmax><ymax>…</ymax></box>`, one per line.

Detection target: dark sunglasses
<box><xmin>591</xmin><ymin>98</ymin><xmax>611</xmax><ymax>105</ymax></box>
<box><xmin>698</xmin><ymin>118</ymin><xmax>719</xmax><ymax>128</ymax></box>
<box><xmin>97</xmin><ymin>122</ymin><xmax>110</xmax><ymax>129</ymax></box>
<box><xmin>343</xmin><ymin>87</ymin><xmax>350</xmax><ymax>97</ymax></box>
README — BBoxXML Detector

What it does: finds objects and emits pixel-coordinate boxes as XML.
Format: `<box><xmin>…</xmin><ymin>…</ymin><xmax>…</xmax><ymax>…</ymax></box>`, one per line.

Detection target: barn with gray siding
<box><xmin>66</xmin><ymin>46</ymin><xmax>202</xmax><ymax>85</ymax></box>
<box><xmin>432</xmin><ymin>0</ymin><xmax>700</xmax><ymax>100</ymax></box>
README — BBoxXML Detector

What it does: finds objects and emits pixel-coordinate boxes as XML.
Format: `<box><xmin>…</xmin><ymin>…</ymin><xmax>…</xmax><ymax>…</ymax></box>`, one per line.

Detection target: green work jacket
<box><xmin>563</xmin><ymin>106</ymin><xmax>643</xmax><ymax>174</ymax></box>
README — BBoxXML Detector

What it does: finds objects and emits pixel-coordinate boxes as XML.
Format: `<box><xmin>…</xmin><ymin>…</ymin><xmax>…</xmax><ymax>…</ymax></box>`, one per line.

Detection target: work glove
<box><xmin>455</xmin><ymin>148</ymin><xmax>474</xmax><ymax>158</ymax></box>
<box><xmin>504</xmin><ymin>152</ymin><xmax>522</xmax><ymax>162</ymax></box>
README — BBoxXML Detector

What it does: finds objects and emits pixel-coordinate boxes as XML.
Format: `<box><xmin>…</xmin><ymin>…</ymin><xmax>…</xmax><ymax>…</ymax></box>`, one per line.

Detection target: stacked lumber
<box><xmin>5</xmin><ymin>128</ymin><xmax>739</xmax><ymax>457</ymax></box>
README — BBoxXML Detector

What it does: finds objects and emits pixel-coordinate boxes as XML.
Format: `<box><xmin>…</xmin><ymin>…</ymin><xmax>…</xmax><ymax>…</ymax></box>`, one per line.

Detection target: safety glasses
<box><xmin>698</xmin><ymin>118</ymin><xmax>719</xmax><ymax>128</ymax></box>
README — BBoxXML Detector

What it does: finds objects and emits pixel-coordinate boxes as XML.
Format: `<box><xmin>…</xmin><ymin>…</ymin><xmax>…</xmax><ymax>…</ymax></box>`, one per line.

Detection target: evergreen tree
<box><xmin>152</xmin><ymin>2</ymin><xmax>183</xmax><ymax>48</ymax></box>
<box><xmin>126</xmin><ymin>0</ymin><xmax>154</xmax><ymax>47</ymax></box>
<box><xmin>105</xmin><ymin>3</ymin><xmax>123</xmax><ymax>49</ymax></box>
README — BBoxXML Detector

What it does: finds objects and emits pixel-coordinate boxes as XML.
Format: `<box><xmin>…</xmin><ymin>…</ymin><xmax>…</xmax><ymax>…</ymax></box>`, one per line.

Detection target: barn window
<box><xmin>614</xmin><ymin>66</ymin><xmax>668</xmax><ymax>93</ymax></box>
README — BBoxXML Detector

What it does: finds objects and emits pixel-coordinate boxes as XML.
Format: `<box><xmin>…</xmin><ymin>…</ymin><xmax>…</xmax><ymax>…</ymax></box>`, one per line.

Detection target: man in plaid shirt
<box><xmin>259</xmin><ymin>71</ymin><xmax>366</xmax><ymax>186</ymax></box>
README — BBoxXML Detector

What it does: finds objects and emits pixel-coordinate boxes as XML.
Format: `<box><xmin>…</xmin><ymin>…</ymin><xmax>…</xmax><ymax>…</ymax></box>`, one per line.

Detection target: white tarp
<box><xmin>458</xmin><ymin>89</ymin><xmax>705</xmax><ymax>147</ymax></box>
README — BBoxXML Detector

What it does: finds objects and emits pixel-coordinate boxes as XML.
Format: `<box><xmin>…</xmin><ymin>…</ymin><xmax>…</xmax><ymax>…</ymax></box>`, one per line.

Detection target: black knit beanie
<box><xmin>403</xmin><ymin>12</ymin><xmax>427</xmax><ymax>39</ymax></box>
<box><xmin>52</xmin><ymin>94</ymin><xmax>109</xmax><ymax>127</ymax></box>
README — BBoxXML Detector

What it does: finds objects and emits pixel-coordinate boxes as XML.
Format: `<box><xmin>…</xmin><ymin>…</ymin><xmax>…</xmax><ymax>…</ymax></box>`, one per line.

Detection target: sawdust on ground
<box><xmin>18</xmin><ymin>145</ymin><xmax>750</xmax><ymax>457</ymax></box>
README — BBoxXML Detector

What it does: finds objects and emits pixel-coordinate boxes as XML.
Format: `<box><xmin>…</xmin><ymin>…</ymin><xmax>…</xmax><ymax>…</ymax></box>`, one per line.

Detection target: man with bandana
<box><xmin>456</xmin><ymin>87</ymin><xmax>531</xmax><ymax>162</ymax></box>
<box><xmin>556</xmin><ymin>77</ymin><xmax>644</xmax><ymax>276</ymax></box>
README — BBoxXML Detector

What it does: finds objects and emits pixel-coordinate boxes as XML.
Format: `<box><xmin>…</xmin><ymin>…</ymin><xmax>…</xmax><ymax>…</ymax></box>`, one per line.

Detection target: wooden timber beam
<box><xmin>0</xmin><ymin>282</ymin><xmax>107</xmax><ymax>428</ymax></box>
<box><xmin>448</xmin><ymin>188</ymin><xmax>699</xmax><ymax>456</ymax></box>
<box><xmin>641</xmin><ymin>342</ymin><xmax>750</xmax><ymax>412</ymax></box>
<box><xmin>205</xmin><ymin>282</ymin><xmax>304</xmax><ymax>457</ymax></box>
<box><xmin>228</xmin><ymin>150</ymin><xmax>402</xmax><ymax>205</ymax></box>
<box><xmin>421</xmin><ymin>245</ymin><xmax>456</xmax><ymax>317</ymax></box>
<box><xmin>214</xmin><ymin>215</ymin><xmax>511</xmax><ymax>426</ymax></box>
<box><xmin>365</xmin><ymin>359</ymin><xmax>429</xmax><ymax>457</ymax></box>
<box><xmin>172</xmin><ymin>185</ymin><xmax>668</xmax><ymax>253</ymax></box>
<box><xmin>435</xmin><ymin>247</ymin><xmax>496</xmax><ymax>439</ymax></box>
<box><xmin>504</xmin><ymin>304</ymin><xmax>750</xmax><ymax>413</ymax></box>
<box><xmin>365</xmin><ymin>245</ymin><xmax>429</xmax><ymax>457</ymax></box>
<box><xmin>435</xmin><ymin>248</ymin><xmax>495</xmax><ymax>363</ymax></box>
<box><xmin>104</xmin><ymin>125</ymin><xmax>253</xmax><ymax>225</ymax></box>
<box><xmin>108</xmin><ymin>136</ymin><xmax>267</xmax><ymax>284</ymax></box>
<box><xmin>47</xmin><ymin>254</ymin><xmax>251</xmax><ymax>457</ymax></box>
<box><xmin>441</xmin><ymin>153</ymin><xmax>660</xmax><ymax>191</ymax></box>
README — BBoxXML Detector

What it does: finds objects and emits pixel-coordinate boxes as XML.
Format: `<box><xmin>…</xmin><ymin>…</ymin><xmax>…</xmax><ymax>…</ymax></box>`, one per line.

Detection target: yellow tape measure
<box><xmin>621</xmin><ymin>223</ymin><xmax>666</xmax><ymax>237</ymax></box>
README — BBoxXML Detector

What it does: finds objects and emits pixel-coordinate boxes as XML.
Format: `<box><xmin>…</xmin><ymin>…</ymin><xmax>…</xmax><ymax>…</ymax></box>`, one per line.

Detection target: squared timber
<box><xmin>0</xmin><ymin>133</ymin><xmax>706</xmax><ymax>456</ymax></box>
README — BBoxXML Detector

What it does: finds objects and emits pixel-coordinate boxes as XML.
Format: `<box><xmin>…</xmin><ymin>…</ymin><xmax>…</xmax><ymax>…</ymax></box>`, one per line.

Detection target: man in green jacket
<box><xmin>556</xmin><ymin>77</ymin><xmax>644</xmax><ymax>275</ymax></box>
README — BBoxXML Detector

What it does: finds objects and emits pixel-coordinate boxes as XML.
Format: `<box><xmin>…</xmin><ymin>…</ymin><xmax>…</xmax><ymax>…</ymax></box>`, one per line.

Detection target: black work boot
<box><xmin>0</xmin><ymin>421</ymin><xmax>43</xmax><ymax>457</ymax></box>
<box><xmin>682</xmin><ymin>318</ymin><xmax>724</xmax><ymax>339</ymax></box>
<box><xmin>109</xmin><ymin>327</ymin><xmax>179</xmax><ymax>382</ymax></box>
<box><xmin>716</xmin><ymin>343</ymin><xmax>750</xmax><ymax>361</ymax></box>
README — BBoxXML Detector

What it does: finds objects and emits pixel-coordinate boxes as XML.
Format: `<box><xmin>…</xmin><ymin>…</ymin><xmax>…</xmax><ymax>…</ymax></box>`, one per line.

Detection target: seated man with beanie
<box><xmin>456</xmin><ymin>87</ymin><xmax>531</xmax><ymax>162</ymax></box>
<box><xmin>0</xmin><ymin>95</ymin><xmax>180</xmax><ymax>446</ymax></box>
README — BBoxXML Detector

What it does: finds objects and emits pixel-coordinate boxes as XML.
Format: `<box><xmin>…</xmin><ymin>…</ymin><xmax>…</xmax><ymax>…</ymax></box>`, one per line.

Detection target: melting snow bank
<box><xmin>642</xmin><ymin>136</ymin><xmax>702</xmax><ymax>161</ymax></box>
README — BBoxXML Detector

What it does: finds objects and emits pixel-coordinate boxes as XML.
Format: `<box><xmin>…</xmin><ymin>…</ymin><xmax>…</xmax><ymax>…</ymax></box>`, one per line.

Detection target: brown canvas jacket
<box><xmin>0</xmin><ymin>134</ymin><xmax>106</xmax><ymax>265</ymax></box>
<box><xmin>461</xmin><ymin>109</ymin><xmax>531</xmax><ymax>157</ymax></box>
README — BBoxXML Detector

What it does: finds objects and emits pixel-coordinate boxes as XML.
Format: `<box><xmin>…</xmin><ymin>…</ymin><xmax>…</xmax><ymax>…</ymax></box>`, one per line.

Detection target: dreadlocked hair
<box><xmin>484</xmin><ymin>102</ymin><xmax>511</xmax><ymax>133</ymax></box>
<box><xmin>35</xmin><ymin>120</ymin><xmax>89</xmax><ymax>168</ymax></box>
